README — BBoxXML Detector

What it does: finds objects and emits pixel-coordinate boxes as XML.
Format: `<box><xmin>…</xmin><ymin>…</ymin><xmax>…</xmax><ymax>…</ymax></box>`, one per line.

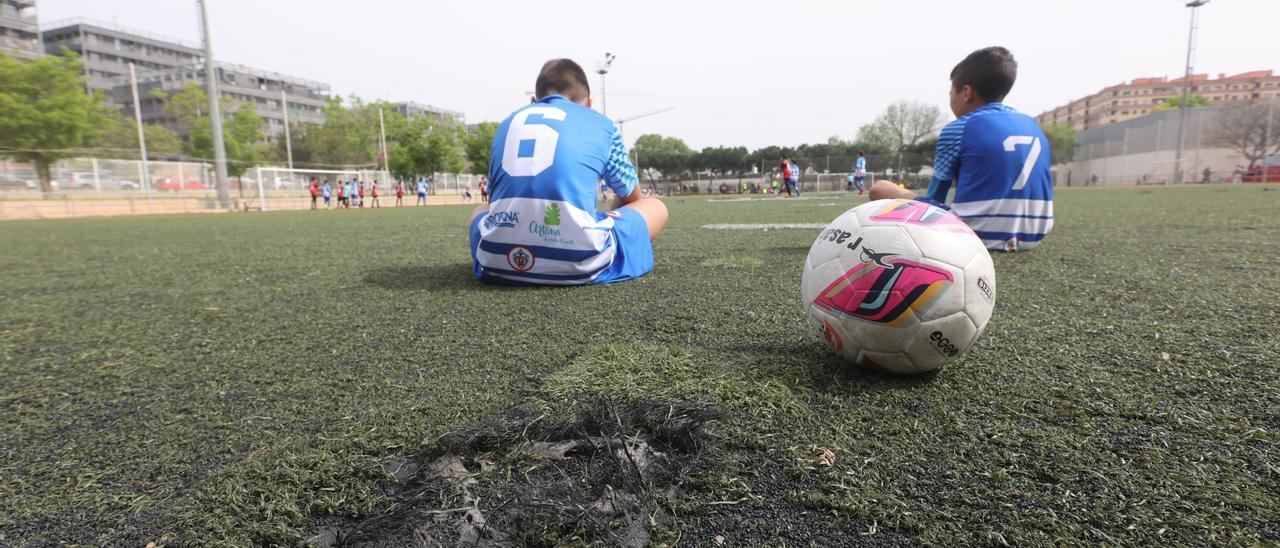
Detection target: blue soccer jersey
<box><xmin>855</xmin><ymin>156</ymin><xmax>867</xmax><ymax>175</ymax></box>
<box><xmin>924</xmin><ymin>103</ymin><xmax>1053</xmax><ymax>252</ymax></box>
<box><xmin>476</xmin><ymin>94</ymin><xmax>640</xmax><ymax>285</ymax></box>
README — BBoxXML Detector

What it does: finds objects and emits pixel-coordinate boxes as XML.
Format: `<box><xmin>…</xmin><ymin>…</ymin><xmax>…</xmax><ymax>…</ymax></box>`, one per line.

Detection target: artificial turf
<box><xmin>1</xmin><ymin>185</ymin><xmax>1278</xmax><ymax>546</ymax></box>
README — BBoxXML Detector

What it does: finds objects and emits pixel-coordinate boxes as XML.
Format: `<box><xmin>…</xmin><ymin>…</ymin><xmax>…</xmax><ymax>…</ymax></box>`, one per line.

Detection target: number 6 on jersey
<box><xmin>502</xmin><ymin>107</ymin><xmax>566</xmax><ymax>177</ymax></box>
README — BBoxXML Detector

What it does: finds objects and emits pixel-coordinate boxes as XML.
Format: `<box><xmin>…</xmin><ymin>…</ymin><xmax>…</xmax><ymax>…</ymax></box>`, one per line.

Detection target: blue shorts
<box><xmin>418</xmin><ymin>192</ymin><xmax>427</xmax><ymax>198</ymax></box>
<box><xmin>469</xmin><ymin>207</ymin><xmax>654</xmax><ymax>286</ymax></box>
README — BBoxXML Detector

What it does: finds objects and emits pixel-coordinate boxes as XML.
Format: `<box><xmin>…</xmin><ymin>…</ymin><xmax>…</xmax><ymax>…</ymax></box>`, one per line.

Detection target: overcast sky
<box><xmin>39</xmin><ymin>0</ymin><xmax>1280</xmax><ymax>150</ymax></box>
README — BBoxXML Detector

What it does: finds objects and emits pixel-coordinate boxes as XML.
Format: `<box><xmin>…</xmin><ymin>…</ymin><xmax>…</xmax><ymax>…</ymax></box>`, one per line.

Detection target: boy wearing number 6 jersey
<box><xmin>871</xmin><ymin>46</ymin><xmax>1053</xmax><ymax>252</ymax></box>
<box><xmin>469</xmin><ymin>58</ymin><xmax>668</xmax><ymax>285</ymax></box>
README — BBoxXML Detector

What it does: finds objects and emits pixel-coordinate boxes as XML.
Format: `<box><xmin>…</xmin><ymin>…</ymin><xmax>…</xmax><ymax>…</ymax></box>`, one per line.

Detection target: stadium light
<box><xmin>596</xmin><ymin>52</ymin><xmax>616</xmax><ymax>116</ymax></box>
<box><xmin>1173</xmin><ymin>0</ymin><xmax>1209</xmax><ymax>184</ymax></box>
<box><xmin>197</xmin><ymin>0</ymin><xmax>230</xmax><ymax>207</ymax></box>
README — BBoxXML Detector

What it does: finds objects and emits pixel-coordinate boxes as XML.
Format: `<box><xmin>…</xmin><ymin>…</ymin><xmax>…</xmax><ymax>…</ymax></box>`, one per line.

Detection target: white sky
<box><xmin>39</xmin><ymin>0</ymin><xmax>1280</xmax><ymax>150</ymax></box>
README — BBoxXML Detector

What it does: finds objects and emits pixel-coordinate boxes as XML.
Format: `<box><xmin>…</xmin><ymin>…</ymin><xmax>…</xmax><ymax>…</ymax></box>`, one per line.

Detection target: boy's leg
<box><xmin>617</xmin><ymin>197</ymin><xmax>668</xmax><ymax>240</ymax></box>
<box><xmin>869</xmin><ymin>180</ymin><xmax>918</xmax><ymax>201</ymax></box>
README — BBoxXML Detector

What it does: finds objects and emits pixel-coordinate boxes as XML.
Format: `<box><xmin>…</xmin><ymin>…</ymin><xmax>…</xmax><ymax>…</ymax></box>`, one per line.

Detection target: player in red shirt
<box><xmin>479</xmin><ymin>176</ymin><xmax>489</xmax><ymax>203</ymax></box>
<box><xmin>309</xmin><ymin>178</ymin><xmax>319</xmax><ymax>209</ymax></box>
<box><xmin>780</xmin><ymin>156</ymin><xmax>794</xmax><ymax>197</ymax></box>
<box><xmin>336</xmin><ymin>182</ymin><xmax>346</xmax><ymax>209</ymax></box>
<box><xmin>395</xmin><ymin>181</ymin><xmax>405</xmax><ymax>207</ymax></box>
<box><xmin>370</xmin><ymin>181</ymin><xmax>381</xmax><ymax>208</ymax></box>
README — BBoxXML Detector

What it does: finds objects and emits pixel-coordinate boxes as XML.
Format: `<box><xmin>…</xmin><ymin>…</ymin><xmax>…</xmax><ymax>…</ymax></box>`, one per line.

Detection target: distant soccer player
<box><xmin>321</xmin><ymin>179</ymin><xmax>332</xmax><ymax>209</ymax></box>
<box><xmin>870</xmin><ymin>46</ymin><xmax>1053</xmax><ymax>251</ymax></box>
<box><xmin>370</xmin><ymin>180</ymin><xmax>381</xmax><ymax>208</ymax></box>
<box><xmin>468</xmin><ymin>58</ymin><xmax>668</xmax><ymax>285</ymax></box>
<box><xmin>416</xmin><ymin>178</ymin><xmax>428</xmax><ymax>206</ymax></box>
<box><xmin>395</xmin><ymin>180</ymin><xmax>405</xmax><ymax>206</ymax></box>
<box><xmin>788</xmin><ymin>158</ymin><xmax>801</xmax><ymax>196</ymax></box>
<box><xmin>853</xmin><ymin>151</ymin><xmax>867</xmax><ymax>195</ymax></box>
<box><xmin>309</xmin><ymin>178</ymin><xmax>319</xmax><ymax>209</ymax></box>
<box><xmin>781</xmin><ymin>156</ymin><xmax>793</xmax><ymax>197</ymax></box>
<box><xmin>336</xmin><ymin>181</ymin><xmax>346</xmax><ymax>209</ymax></box>
<box><xmin>357</xmin><ymin>180</ymin><xmax>366</xmax><ymax>208</ymax></box>
<box><xmin>479</xmin><ymin>175</ymin><xmax>489</xmax><ymax>203</ymax></box>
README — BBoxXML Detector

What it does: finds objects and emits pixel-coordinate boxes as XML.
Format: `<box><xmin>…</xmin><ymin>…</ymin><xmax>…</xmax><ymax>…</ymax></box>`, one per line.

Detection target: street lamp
<box><xmin>596</xmin><ymin>52</ymin><xmax>616</xmax><ymax>116</ymax></box>
<box><xmin>1173</xmin><ymin>0</ymin><xmax>1209</xmax><ymax>184</ymax></box>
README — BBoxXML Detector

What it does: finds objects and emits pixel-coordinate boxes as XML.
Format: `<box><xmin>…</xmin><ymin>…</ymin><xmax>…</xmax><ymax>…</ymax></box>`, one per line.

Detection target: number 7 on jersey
<box><xmin>1003</xmin><ymin>135</ymin><xmax>1041</xmax><ymax>191</ymax></box>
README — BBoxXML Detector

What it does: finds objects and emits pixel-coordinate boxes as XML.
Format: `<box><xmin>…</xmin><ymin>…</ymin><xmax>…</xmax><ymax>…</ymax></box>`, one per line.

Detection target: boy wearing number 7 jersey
<box><xmin>870</xmin><ymin>46</ymin><xmax>1053</xmax><ymax>252</ymax></box>
<box><xmin>468</xmin><ymin>58</ymin><xmax>668</xmax><ymax>285</ymax></box>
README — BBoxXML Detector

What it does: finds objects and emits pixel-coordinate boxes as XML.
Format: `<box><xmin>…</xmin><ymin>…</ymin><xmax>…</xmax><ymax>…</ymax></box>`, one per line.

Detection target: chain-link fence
<box><xmin>0</xmin><ymin>157</ymin><xmax>495</xmax><ymax>219</ymax></box>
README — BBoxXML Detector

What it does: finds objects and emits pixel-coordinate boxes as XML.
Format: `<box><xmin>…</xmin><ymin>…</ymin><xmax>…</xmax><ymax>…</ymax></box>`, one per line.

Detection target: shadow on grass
<box><xmin>705</xmin><ymin>337</ymin><xmax>940</xmax><ymax>396</ymax></box>
<box><xmin>364</xmin><ymin>263</ymin><xmax>487</xmax><ymax>291</ymax></box>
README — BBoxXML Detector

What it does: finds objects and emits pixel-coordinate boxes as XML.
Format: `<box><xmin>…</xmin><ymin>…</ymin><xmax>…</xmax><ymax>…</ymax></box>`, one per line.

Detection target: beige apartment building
<box><xmin>1036</xmin><ymin>70</ymin><xmax>1280</xmax><ymax>132</ymax></box>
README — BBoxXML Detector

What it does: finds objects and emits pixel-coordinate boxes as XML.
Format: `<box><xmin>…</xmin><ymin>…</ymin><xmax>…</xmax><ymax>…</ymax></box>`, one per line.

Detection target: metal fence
<box><xmin>0</xmin><ymin>157</ymin><xmax>498</xmax><ymax>219</ymax></box>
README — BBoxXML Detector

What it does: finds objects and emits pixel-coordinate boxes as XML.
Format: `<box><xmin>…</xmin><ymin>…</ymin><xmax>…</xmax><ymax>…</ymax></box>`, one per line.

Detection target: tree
<box><xmin>189</xmin><ymin>104</ymin><xmax>264</xmax><ymax>181</ymax></box>
<box><xmin>631</xmin><ymin>134</ymin><xmax>693</xmax><ymax>183</ymax></box>
<box><xmin>387</xmin><ymin>116</ymin><xmax>466</xmax><ymax>179</ymax></box>
<box><xmin>1151</xmin><ymin>94</ymin><xmax>1214</xmax><ymax>114</ymax></box>
<box><xmin>1039</xmin><ymin>122</ymin><xmax>1077</xmax><ymax>164</ymax></box>
<box><xmin>1207</xmin><ymin>104</ymin><xmax>1280</xmax><ymax>168</ymax></box>
<box><xmin>464</xmin><ymin>121</ymin><xmax>498</xmax><ymax>175</ymax></box>
<box><xmin>0</xmin><ymin>51</ymin><xmax>112</xmax><ymax>194</ymax></box>
<box><xmin>87</xmin><ymin>107</ymin><xmax>185</xmax><ymax>160</ymax></box>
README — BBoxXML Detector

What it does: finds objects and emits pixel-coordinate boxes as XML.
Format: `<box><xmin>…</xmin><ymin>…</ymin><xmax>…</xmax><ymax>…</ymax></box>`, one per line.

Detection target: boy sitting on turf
<box><xmin>870</xmin><ymin>46</ymin><xmax>1053</xmax><ymax>252</ymax></box>
<box><xmin>468</xmin><ymin>59</ymin><xmax>668</xmax><ymax>285</ymax></box>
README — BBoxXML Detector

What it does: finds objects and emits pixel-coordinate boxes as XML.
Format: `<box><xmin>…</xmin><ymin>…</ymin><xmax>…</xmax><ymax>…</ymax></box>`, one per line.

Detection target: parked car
<box><xmin>0</xmin><ymin>173</ymin><xmax>37</xmax><ymax>189</ymax></box>
<box><xmin>67</xmin><ymin>172</ymin><xmax>141</xmax><ymax>191</ymax></box>
<box><xmin>155</xmin><ymin>178</ymin><xmax>209</xmax><ymax>191</ymax></box>
<box><xmin>1242</xmin><ymin>165</ymin><xmax>1280</xmax><ymax>183</ymax></box>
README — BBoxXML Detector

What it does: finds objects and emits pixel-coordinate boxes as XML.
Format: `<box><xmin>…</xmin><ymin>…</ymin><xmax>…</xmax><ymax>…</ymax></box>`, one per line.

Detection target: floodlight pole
<box><xmin>198</xmin><ymin>0</ymin><xmax>230</xmax><ymax>207</ymax></box>
<box><xmin>129</xmin><ymin>63</ymin><xmax>153</xmax><ymax>212</ymax></box>
<box><xmin>281</xmin><ymin>89</ymin><xmax>293</xmax><ymax>171</ymax></box>
<box><xmin>378</xmin><ymin>108</ymin><xmax>390</xmax><ymax>185</ymax></box>
<box><xmin>596</xmin><ymin>52</ymin><xmax>615</xmax><ymax>116</ymax></box>
<box><xmin>1264</xmin><ymin>95</ymin><xmax>1274</xmax><ymax>183</ymax></box>
<box><xmin>1174</xmin><ymin>0</ymin><xmax>1208</xmax><ymax>185</ymax></box>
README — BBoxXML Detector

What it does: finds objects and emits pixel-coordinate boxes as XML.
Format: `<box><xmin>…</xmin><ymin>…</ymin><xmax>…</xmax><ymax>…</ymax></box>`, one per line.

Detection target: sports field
<box><xmin>2</xmin><ymin>185</ymin><xmax>1278</xmax><ymax>546</ymax></box>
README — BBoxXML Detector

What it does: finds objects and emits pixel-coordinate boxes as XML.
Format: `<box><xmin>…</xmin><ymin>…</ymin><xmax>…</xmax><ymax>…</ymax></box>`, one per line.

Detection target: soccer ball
<box><xmin>801</xmin><ymin>199</ymin><xmax>996</xmax><ymax>374</ymax></box>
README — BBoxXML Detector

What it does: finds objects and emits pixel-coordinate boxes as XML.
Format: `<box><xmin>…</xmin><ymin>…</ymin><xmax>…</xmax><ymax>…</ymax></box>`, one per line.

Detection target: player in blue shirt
<box><xmin>852</xmin><ymin>152</ymin><xmax>867</xmax><ymax>194</ymax></box>
<box><xmin>788</xmin><ymin>159</ymin><xmax>801</xmax><ymax>196</ymax></box>
<box><xmin>468</xmin><ymin>58</ymin><xmax>669</xmax><ymax>285</ymax></box>
<box><xmin>321</xmin><ymin>180</ymin><xmax>332</xmax><ymax>209</ymax></box>
<box><xmin>416</xmin><ymin>178</ymin><xmax>428</xmax><ymax>206</ymax></box>
<box><xmin>871</xmin><ymin>47</ymin><xmax>1053</xmax><ymax>252</ymax></box>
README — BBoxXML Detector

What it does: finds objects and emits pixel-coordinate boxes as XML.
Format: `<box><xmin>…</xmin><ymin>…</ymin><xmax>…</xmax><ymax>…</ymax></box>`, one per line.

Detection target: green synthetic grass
<box><xmin>2</xmin><ymin>185</ymin><xmax>1278</xmax><ymax>546</ymax></box>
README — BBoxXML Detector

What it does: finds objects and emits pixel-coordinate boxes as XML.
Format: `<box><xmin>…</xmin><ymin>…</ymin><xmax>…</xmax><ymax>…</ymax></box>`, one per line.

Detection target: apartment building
<box><xmin>1036</xmin><ymin>70</ymin><xmax>1280</xmax><ymax>132</ymax></box>
<box><xmin>41</xmin><ymin>18</ymin><xmax>328</xmax><ymax>142</ymax></box>
<box><xmin>0</xmin><ymin>0</ymin><xmax>40</xmax><ymax>60</ymax></box>
<box><xmin>394</xmin><ymin>101</ymin><xmax>465</xmax><ymax>124</ymax></box>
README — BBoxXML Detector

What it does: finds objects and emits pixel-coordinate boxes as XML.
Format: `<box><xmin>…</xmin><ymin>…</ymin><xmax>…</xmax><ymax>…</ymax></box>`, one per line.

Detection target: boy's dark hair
<box><xmin>535</xmin><ymin>59</ymin><xmax>590</xmax><ymax>102</ymax></box>
<box><xmin>950</xmin><ymin>46</ymin><xmax>1017</xmax><ymax>103</ymax></box>
<box><xmin>858</xmin><ymin>151</ymin><xmax>864</xmax><ymax>156</ymax></box>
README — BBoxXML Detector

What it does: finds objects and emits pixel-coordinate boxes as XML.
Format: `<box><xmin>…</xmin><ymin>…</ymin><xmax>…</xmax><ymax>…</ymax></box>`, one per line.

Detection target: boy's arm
<box><xmin>601</xmin><ymin>128</ymin><xmax>639</xmax><ymax>208</ymax></box>
<box><xmin>923</xmin><ymin>119</ymin><xmax>965</xmax><ymax>204</ymax></box>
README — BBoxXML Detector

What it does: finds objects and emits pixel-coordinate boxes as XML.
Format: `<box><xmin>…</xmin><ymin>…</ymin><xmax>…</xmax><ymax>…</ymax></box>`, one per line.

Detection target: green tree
<box><xmin>1151</xmin><ymin>94</ymin><xmax>1213</xmax><ymax>114</ymax></box>
<box><xmin>631</xmin><ymin>134</ymin><xmax>693</xmax><ymax>183</ymax></box>
<box><xmin>189</xmin><ymin>104</ymin><xmax>264</xmax><ymax>180</ymax></box>
<box><xmin>0</xmin><ymin>51</ymin><xmax>112</xmax><ymax>194</ymax></box>
<box><xmin>1038</xmin><ymin>122</ymin><xmax>1077</xmax><ymax>164</ymax></box>
<box><xmin>464</xmin><ymin>121</ymin><xmax>498</xmax><ymax>175</ymax></box>
<box><xmin>386</xmin><ymin>116</ymin><xmax>467</xmax><ymax>179</ymax></box>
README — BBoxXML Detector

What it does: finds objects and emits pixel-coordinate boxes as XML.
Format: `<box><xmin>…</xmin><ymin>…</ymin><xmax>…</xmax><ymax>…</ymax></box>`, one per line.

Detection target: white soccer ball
<box><xmin>801</xmin><ymin>199</ymin><xmax>996</xmax><ymax>374</ymax></box>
